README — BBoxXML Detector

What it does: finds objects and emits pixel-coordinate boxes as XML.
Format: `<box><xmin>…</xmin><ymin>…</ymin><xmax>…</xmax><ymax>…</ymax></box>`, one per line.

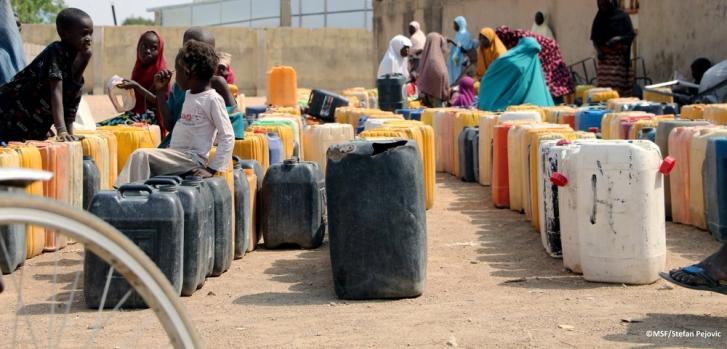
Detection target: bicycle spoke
<box><xmin>52</xmin><ymin>270</ymin><xmax>81</xmax><ymax>349</ymax></box>
<box><xmin>15</xmin><ymin>260</ymin><xmax>40</xmax><ymax>349</ymax></box>
<box><xmin>85</xmin><ymin>290</ymin><xmax>132</xmax><ymax>348</ymax></box>
<box><xmin>49</xmin><ymin>244</ymin><xmax>59</xmax><ymax>348</ymax></box>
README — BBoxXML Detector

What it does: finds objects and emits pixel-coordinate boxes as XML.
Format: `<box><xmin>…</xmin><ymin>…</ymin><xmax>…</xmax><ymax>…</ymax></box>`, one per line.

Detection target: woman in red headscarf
<box><xmin>100</xmin><ymin>31</ymin><xmax>170</xmax><ymax>134</ymax></box>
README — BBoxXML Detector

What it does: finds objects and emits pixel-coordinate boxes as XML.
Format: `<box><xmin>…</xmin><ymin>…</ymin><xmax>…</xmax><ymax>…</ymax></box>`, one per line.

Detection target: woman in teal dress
<box><xmin>478</xmin><ymin>37</ymin><xmax>554</xmax><ymax>112</ymax></box>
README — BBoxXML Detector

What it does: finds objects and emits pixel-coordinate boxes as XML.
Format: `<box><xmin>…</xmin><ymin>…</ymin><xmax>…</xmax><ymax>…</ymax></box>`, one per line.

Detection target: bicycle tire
<box><xmin>0</xmin><ymin>193</ymin><xmax>201</xmax><ymax>349</ymax></box>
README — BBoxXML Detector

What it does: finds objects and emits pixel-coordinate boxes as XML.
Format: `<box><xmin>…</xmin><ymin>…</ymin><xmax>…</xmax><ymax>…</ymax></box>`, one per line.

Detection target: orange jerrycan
<box><xmin>267</xmin><ymin>66</ymin><xmax>298</xmax><ymax>107</ymax></box>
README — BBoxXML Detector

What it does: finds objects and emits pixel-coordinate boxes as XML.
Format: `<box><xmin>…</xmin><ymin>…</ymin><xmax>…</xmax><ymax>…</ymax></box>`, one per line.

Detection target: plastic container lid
<box><xmin>550</xmin><ymin>172</ymin><xmax>568</xmax><ymax>187</ymax></box>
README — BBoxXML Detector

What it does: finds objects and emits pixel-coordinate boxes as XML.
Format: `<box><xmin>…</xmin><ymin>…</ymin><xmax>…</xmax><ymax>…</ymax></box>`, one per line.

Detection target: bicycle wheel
<box><xmin>0</xmin><ymin>193</ymin><xmax>201</xmax><ymax>348</ymax></box>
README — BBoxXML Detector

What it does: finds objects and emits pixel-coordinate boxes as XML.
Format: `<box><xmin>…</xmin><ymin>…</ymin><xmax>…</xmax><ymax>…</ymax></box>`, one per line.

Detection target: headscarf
<box><xmin>590</xmin><ymin>0</ymin><xmax>634</xmax><ymax>46</ymax></box>
<box><xmin>218</xmin><ymin>51</ymin><xmax>236</xmax><ymax>84</ymax></box>
<box><xmin>453</xmin><ymin>76</ymin><xmax>476</xmax><ymax>107</ymax></box>
<box><xmin>409</xmin><ymin>21</ymin><xmax>426</xmax><ymax>54</ymax></box>
<box><xmin>377</xmin><ymin>35</ymin><xmax>412</xmax><ymax>79</ymax></box>
<box><xmin>417</xmin><ymin>33</ymin><xmax>449</xmax><ymax>100</ymax></box>
<box><xmin>130</xmin><ymin>31</ymin><xmax>168</xmax><ymax>115</ymax></box>
<box><xmin>0</xmin><ymin>0</ymin><xmax>26</xmax><ymax>85</ymax></box>
<box><xmin>531</xmin><ymin>11</ymin><xmax>554</xmax><ymax>39</ymax></box>
<box><xmin>476</xmin><ymin>27</ymin><xmax>507</xmax><ymax>79</ymax></box>
<box><xmin>496</xmin><ymin>26</ymin><xmax>574</xmax><ymax>97</ymax></box>
<box><xmin>478</xmin><ymin>37</ymin><xmax>554</xmax><ymax>112</ymax></box>
<box><xmin>447</xmin><ymin>16</ymin><xmax>474</xmax><ymax>86</ymax></box>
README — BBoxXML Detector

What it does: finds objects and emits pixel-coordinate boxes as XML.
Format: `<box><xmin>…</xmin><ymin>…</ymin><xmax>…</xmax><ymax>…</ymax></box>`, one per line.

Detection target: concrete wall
<box><xmin>639</xmin><ymin>0</ymin><xmax>727</xmax><ymax>82</ymax></box>
<box><xmin>21</xmin><ymin>25</ymin><xmax>374</xmax><ymax>96</ymax></box>
<box><xmin>374</xmin><ymin>0</ymin><xmax>727</xmax><ymax>86</ymax></box>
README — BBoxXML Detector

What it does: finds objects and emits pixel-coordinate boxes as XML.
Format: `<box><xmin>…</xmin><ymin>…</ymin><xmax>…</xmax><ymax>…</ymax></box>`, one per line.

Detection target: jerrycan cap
<box><xmin>659</xmin><ymin>156</ymin><xmax>676</xmax><ymax>175</ymax></box>
<box><xmin>556</xmin><ymin>139</ymin><xmax>571</xmax><ymax>146</ymax></box>
<box><xmin>283</xmin><ymin>157</ymin><xmax>300</xmax><ymax>166</ymax></box>
<box><xmin>550</xmin><ymin>172</ymin><xmax>568</xmax><ymax>187</ymax></box>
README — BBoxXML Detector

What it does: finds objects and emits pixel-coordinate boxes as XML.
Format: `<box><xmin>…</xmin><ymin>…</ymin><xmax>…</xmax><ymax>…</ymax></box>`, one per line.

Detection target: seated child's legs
<box><xmin>115</xmin><ymin>148</ymin><xmax>207</xmax><ymax>187</ymax></box>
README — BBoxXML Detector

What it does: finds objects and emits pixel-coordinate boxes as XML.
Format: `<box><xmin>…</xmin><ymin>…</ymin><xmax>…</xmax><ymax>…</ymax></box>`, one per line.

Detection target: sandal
<box><xmin>659</xmin><ymin>265</ymin><xmax>727</xmax><ymax>295</ymax></box>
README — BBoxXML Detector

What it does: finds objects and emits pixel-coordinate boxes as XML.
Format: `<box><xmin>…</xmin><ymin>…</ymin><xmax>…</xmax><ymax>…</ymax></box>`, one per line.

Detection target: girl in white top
<box><xmin>377</xmin><ymin>35</ymin><xmax>412</xmax><ymax>79</ymax></box>
<box><xmin>115</xmin><ymin>40</ymin><xmax>234</xmax><ymax>186</ymax></box>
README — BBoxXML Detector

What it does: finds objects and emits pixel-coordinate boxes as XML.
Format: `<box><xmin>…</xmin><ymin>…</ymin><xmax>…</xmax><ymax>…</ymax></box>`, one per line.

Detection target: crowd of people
<box><xmin>377</xmin><ymin>0</ymin><xmax>643</xmax><ymax>110</ymax></box>
<box><xmin>0</xmin><ymin>3</ymin><xmax>235</xmax><ymax>185</ymax></box>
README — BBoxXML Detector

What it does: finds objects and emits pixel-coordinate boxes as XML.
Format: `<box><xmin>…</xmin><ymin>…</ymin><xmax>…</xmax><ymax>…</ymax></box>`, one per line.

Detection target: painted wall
<box><xmin>21</xmin><ymin>25</ymin><xmax>375</xmax><ymax>96</ymax></box>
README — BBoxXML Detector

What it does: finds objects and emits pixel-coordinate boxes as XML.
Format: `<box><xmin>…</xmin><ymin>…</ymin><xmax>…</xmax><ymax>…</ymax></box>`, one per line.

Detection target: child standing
<box><xmin>115</xmin><ymin>40</ymin><xmax>234</xmax><ymax>185</ymax></box>
<box><xmin>0</xmin><ymin>8</ymin><xmax>93</xmax><ymax>142</ymax></box>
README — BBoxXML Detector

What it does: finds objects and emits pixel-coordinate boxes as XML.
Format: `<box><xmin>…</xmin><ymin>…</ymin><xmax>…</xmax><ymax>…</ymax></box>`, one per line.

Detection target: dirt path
<box><xmin>2</xmin><ymin>174</ymin><xmax>726</xmax><ymax>348</ymax></box>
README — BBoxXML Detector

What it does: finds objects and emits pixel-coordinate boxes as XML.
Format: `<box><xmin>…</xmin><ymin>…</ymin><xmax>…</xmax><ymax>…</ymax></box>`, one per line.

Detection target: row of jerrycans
<box><xmin>667</xmin><ymin>124</ymin><xmax>727</xmax><ymax>241</ymax></box>
<box><xmin>537</xmin><ymin>139</ymin><xmax>673</xmax><ymax>284</ymax></box>
<box><xmin>85</xmin><ymin>157</ymin><xmax>258</xmax><ymax>308</ymax></box>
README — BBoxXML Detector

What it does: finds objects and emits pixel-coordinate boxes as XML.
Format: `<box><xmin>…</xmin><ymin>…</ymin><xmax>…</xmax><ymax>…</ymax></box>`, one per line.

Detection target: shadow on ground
<box><xmin>603</xmin><ymin>313</ymin><xmax>727</xmax><ymax>348</ymax></box>
<box><xmin>234</xmin><ymin>245</ymin><xmax>336</xmax><ymax>306</ymax></box>
<box><xmin>437</xmin><ymin>173</ymin><xmax>716</xmax><ymax>291</ymax></box>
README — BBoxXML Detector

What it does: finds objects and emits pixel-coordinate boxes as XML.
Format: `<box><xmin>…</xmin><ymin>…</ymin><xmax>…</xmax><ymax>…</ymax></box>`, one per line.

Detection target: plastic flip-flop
<box><xmin>659</xmin><ymin>265</ymin><xmax>727</xmax><ymax>295</ymax></box>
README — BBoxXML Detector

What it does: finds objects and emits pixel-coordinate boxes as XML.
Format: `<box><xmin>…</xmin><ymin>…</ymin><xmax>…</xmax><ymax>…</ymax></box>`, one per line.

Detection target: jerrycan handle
<box><xmin>659</xmin><ymin>156</ymin><xmax>676</xmax><ymax>175</ymax></box>
<box><xmin>145</xmin><ymin>178</ymin><xmax>180</xmax><ymax>187</ymax></box>
<box><xmin>550</xmin><ymin>172</ymin><xmax>568</xmax><ymax>187</ymax></box>
<box><xmin>118</xmin><ymin>184</ymin><xmax>154</xmax><ymax>196</ymax></box>
<box><xmin>153</xmin><ymin>175</ymin><xmax>183</xmax><ymax>184</ymax></box>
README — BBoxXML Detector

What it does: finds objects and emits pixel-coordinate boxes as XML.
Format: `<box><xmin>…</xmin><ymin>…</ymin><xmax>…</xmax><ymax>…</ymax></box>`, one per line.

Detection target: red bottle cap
<box><xmin>588</xmin><ymin>127</ymin><xmax>599</xmax><ymax>133</ymax></box>
<box><xmin>556</xmin><ymin>139</ymin><xmax>571</xmax><ymax>146</ymax></box>
<box><xmin>550</xmin><ymin>172</ymin><xmax>568</xmax><ymax>187</ymax></box>
<box><xmin>659</xmin><ymin>156</ymin><xmax>676</xmax><ymax>175</ymax></box>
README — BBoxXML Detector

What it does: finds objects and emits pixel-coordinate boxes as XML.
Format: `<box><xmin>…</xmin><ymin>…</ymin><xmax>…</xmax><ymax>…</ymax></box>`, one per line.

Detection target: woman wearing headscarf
<box><xmin>478</xmin><ymin>37</ymin><xmax>554</xmax><ymax>111</ymax></box>
<box><xmin>531</xmin><ymin>11</ymin><xmax>555</xmax><ymax>40</ymax></box>
<box><xmin>417</xmin><ymin>33</ymin><xmax>450</xmax><ymax>107</ymax></box>
<box><xmin>476</xmin><ymin>27</ymin><xmax>507</xmax><ymax>81</ymax></box>
<box><xmin>449</xmin><ymin>76</ymin><xmax>476</xmax><ymax>108</ymax></box>
<box><xmin>378</xmin><ymin>35</ymin><xmax>412</xmax><ymax>79</ymax></box>
<box><xmin>0</xmin><ymin>0</ymin><xmax>26</xmax><ymax>85</ymax></box>
<box><xmin>495</xmin><ymin>26</ymin><xmax>574</xmax><ymax>100</ymax></box>
<box><xmin>446</xmin><ymin>16</ymin><xmax>475</xmax><ymax>86</ymax></box>
<box><xmin>591</xmin><ymin>0</ymin><xmax>635</xmax><ymax>97</ymax></box>
<box><xmin>408</xmin><ymin>21</ymin><xmax>426</xmax><ymax>55</ymax></box>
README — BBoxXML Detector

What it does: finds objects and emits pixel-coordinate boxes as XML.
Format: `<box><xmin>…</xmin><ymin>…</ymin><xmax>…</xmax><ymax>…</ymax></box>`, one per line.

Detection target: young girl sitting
<box><xmin>115</xmin><ymin>40</ymin><xmax>234</xmax><ymax>186</ymax></box>
<box><xmin>157</xmin><ymin>27</ymin><xmax>238</xmax><ymax>148</ymax></box>
<box><xmin>0</xmin><ymin>8</ymin><xmax>93</xmax><ymax>142</ymax></box>
<box><xmin>99</xmin><ymin>31</ymin><xmax>170</xmax><ymax>133</ymax></box>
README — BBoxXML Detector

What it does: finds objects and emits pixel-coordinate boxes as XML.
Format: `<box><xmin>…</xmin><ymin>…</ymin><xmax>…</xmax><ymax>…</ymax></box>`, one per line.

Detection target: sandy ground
<box><xmin>1</xmin><ymin>174</ymin><xmax>727</xmax><ymax>348</ymax></box>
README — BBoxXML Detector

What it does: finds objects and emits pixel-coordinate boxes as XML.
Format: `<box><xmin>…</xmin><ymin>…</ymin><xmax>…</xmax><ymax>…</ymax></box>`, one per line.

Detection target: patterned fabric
<box><xmin>97</xmin><ymin>110</ymin><xmax>159</xmax><ymax>127</ymax></box>
<box><xmin>0</xmin><ymin>41</ymin><xmax>83</xmax><ymax>142</ymax></box>
<box><xmin>495</xmin><ymin>26</ymin><xmax>574</xmax><ymax>98</ymax></box>
<box><xmin>597</xmin><ymin>53</ymin><xmax>634</xmax><ymax>97</ymax></box>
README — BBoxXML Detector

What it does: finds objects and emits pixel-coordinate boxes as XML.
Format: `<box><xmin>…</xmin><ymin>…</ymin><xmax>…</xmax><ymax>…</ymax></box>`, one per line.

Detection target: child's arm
<box><xmin>206</xmin><ymin>96</ymin><xmax>235</xmax><ymax>173</ymax></box>
<box><xmin>153</xmin><ymin>70</ymin><xmax>173</xmax><ymax>131</ymax></box>
<box><xmin>53</xmin><ymin>44</ymin><xmax>92</xmax><ymax>142</ymax></box>
<box><xmin>211</xmin><ymin>76</ymin><xmax>236</xmax><ymax>108</ymax></box>
<box><xmin>50</xmin><ymin>79</ymin><xmax>75</xmax><ymax>141</ymax></box>
<box><xmin>118</xmin><ymin>79</ymin><xmax>158</xmax><ymax>105</ymax></box>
